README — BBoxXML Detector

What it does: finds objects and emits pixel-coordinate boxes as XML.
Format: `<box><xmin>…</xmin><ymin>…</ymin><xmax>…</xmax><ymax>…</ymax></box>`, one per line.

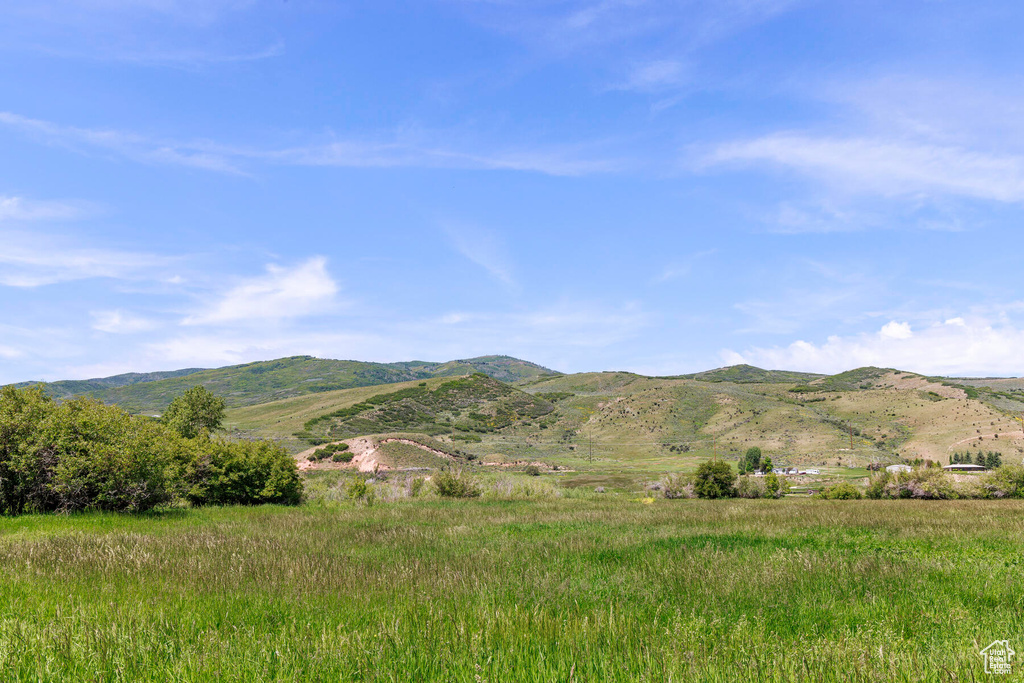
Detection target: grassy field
<box><xmin>1</xmin><ymin>497</ymin><xmax>1021</xmax><ymax>681</ymax></box>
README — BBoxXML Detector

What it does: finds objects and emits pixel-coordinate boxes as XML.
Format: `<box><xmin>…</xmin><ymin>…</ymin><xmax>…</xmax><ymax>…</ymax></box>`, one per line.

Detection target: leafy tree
<box><xmin>162</xmin><ymin>386</ymin><xmax>226</xmax><ymax>439</ymax></box>
<box><xmin>693</xmin><ymin>460</ymin><xmax>736</xmax><ymax>499</ymax></box>
<box><xmin>740</xmin><ymin>447</ymin><xmax>762</xmax><ymax>475</ymax></box>
<box><xmin>0</xmin><ymin>386</ymin><xmax>55</xmax><ymax>515</ymax></box>
<box><xmin>183</xmin><ymin>438</ymin><xmax>302</xmax><ymax>506</ymax></box>
<box><xmin>765</xmin><ymin>472</ymin><xmax>781</xmax><ymax>497</ymax></box>
<box><xmin>39</xmin><ymin>398</ymin><xmax>178</xmax><ymax>512</ymax></box>
<box><xmin>760</xmin><ymin>456</ymin><xmax>773</xmax><ymax>474</ymax></box>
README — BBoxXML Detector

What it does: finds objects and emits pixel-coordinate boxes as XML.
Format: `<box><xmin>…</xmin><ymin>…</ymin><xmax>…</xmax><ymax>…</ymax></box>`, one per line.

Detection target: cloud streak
<box><xmin>442</xmin><ymin>222</ymin><xmax>516</xmax><ymax>287</ymax></box>
<box><xmin>0</xmin><ymin>230</ymin><xmax>172</xmax><ymax>287</ymax></box>
<box><xmin>706</xmin><ymin>134</ymin><xmax>1024</xmax><ymax>203</ymax></box>
<box><xmin>0</xmin><ymin>111</ymin><xmax>618</xmax><ymax>177</ymax></box>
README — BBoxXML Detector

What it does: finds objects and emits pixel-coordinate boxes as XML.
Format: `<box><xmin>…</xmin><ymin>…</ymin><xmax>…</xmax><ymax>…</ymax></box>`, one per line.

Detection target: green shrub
<box><xmin>765</xmin><ymin>472</ymin><xmax>787</xmax><ymax>498</ymax></box>
<box><xmin>662</xmin><ymin>472</ymin><xmax>692</xmax><ymax>499</ymax></box>
<box><xmin>867</xmin><ymin>468</ymin><xmax>957</xmax><ymax>500</ymax></box>
<box><xmin>184</xmin><ymin>438</ymin><xmax>303</xmax><ymax>506</ymax></box>
<box><xmin>40</xmin><ymin>397</ymin><xmax>179</xmax><ymax>513</ymax></box>
<box><xmin>0</xmin><ymin>391</ymin><xmax>179</xmax><ymax>513</ymax></box>
<box><xmin>409</xmin><ymin>477</ymin><xmax>425</xmax><ymax>497</ymax></box>
<box><xmin>348</xmin><ymin>478</ymin><xmax>370</xmax><ymax>500</ymax></box>
<box><xmin>523</xmin><ymin>465</ymin><xmax>541</xmax><ymax>476</ymax></box>
<box><xmin>332</xmin><ymin>452</ymin><xmax>352</xmax><ymax>463</ymax></box>
<box><xmin>693</xmin><ymin>460</ymin><xmax>736</xmax><ymax>499</ymax></box>
<box><xmin>734</xmin><ymin>475</ymin><xmax>766</xmax><ymax>499</ymax></box>
<box><xmin>816</xmin><ymin>482</ymin><xmax>862</xmax><ymax>500</ymax></box>
<box><xmin>0</xmin><ymin>386</ymin><xmax>57</xmax><ymax>514</ymax></box>
<box><xmin>0</xmin><ymin>386</ymin><xmax>303</xmax><ymax>514</ymax></box>
<box><xmin>432</xmin><ymin>469</ymin><xmax>481</xmax><ymax>498</ymax></box>
<box><xmin>982</xmin><ymin>465</ymin><xmax>1024</xmax><ymax>498</ymax></box>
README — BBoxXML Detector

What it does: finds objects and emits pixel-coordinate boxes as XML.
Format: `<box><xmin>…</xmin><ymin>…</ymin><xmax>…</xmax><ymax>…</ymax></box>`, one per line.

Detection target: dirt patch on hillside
<box><xmin>297</xmin><ymin>436</ymin><xmax>459</xmax><ymax>472</ymax></box>
<box><xmin>879</xmin><ymin>372</ymin><xmax>965</xmax><ymax>398</ymax></box>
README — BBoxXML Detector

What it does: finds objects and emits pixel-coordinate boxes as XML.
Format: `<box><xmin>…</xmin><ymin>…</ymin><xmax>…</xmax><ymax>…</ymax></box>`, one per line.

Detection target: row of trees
<box><xmin>736</xmin><ymin>447</ymin><xmax>773</xmax><ymax>475</ymax></box>
<box><xmin>950</xmin><ymin>450</ymin><xmax>1002</xmax><ymax>468</ymax></box>
<box><xmin>0</xmin><ymin>385</ymin><xmax>302</xmax><ymax>515</ymax></box>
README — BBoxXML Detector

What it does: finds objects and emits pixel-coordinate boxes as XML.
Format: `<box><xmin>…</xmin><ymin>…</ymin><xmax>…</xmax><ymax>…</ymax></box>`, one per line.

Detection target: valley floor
<box><xmin>0</xmin><ymin>498</ymin><xmax>1021</xmax><ymax>681</ymax></box>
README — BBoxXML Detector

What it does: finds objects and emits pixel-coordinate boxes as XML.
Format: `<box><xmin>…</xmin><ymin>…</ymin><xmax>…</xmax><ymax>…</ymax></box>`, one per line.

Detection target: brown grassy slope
<box><xmin>226</xmin><ymin>369</ymin><xmax>1024</xmax><ymax>471</ymax></box>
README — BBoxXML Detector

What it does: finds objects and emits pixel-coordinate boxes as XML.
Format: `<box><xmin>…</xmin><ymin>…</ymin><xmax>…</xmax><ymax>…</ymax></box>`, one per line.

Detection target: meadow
<box><xmin>1</xmin><ymin>496</ymin><xmax>1021</xmax><ymax>681</ymax></box>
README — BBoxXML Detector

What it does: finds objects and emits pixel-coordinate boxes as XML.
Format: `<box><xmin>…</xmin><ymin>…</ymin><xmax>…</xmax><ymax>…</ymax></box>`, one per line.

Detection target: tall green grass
<box><xmin>0</xmin><ymin>499</ymin><xmax>1021</xmax><ymax>681</ymax></box>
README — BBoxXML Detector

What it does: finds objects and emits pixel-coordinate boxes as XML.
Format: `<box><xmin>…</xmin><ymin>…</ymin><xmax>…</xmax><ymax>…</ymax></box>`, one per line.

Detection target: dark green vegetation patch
<box><xmin>676</xmin><ymin>364</ymin><xmax>825</xmax><ymax>384</ymax></box>
<box><xmin>303</xmin><ymin>374</ymin><xmax>555</xmax><ymax>440</ymax></box>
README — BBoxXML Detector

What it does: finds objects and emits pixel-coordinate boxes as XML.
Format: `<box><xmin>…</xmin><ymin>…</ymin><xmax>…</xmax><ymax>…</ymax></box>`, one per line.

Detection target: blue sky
<box><xmin>3</xmin><ymin>0</ymin><xmax>1024</xmax><ymax>383</ymax></box>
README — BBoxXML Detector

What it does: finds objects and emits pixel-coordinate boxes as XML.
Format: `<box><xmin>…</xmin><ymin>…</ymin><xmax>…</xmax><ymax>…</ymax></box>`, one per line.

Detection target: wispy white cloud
<box><xmin>0</xmin><ymin>230</ymin><xmax>172</xmax><ymax>287</ymax></box>
<box><xmin>442</xmin><ymin>221</ymin><xmax>516</xmax><ymax>287</ymax></box>
<box><xmin>705</xmin><ymin>134</ymin><xmax>1024</xmax><ymax>203</ymax></box>
<box><xmin>90</xmin><ymin>309</ymin><xmax>159</xmax><ymax>334</ymax></box>
<box><xmin>182</xmin><ymin>257</ymin><xmax>339</xmax><ymax>325</ymax></box>
<box><xmin>612</xmin><ymin>59</ymin><xmax>689</xmax><ymax>93</ymax></box>
<box><xmin>0</xmin><ymin>195</ymin><xmax>90</xmax><ymax>222</ymax></box>
<box><xmin>0</xmin><ymin>111</ymin><xmax>618</xmax><ymax>177</ymax></box>
<box><xmin>723</xmin><ymin>314</ymin><xmax>1024</xmax><ymax>376</ymax></box>
<box><xmin>0</xmin><ymin>112</ymin><xmax>246</xmax><ymax>174</ymax></box>
<box><xmin>460</xmin><ymin>0</ymin><xmax>800</xmax><ymax>55</ymax></box>
<box><xmin>2</xmin><ymin>0</ymin><xmax>279</xmax><ymax>67</ymax></box>
<box><xmin>0</xmin><ymin>345</ymin><xmax>22</xmax><ymax>360</ymax></box>
<box><xmin>652</xmin><ymin>249</ymin><xmax>716</xmax><ymax>283</ymax></box>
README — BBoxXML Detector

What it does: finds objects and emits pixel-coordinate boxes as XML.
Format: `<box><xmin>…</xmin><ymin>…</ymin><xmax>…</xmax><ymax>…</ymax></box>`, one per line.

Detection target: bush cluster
<box><xmin>0</xmin><ymin>386</ymin><xmax>302</xmax><ymax>514</ymax></box>
<box><xmin>734</xmin><ymin>472</ymin><xmax>788</xmax><ymax>499</ymax></box>
<box><xmin>814</xmin><ymin>482</ymin><xmax>862</xmax><ymax>500</ymax></box>
<box><xmin>432</xmin><ymin>469</ymin><xmax>481</xmax><ymax>498</ymax></box>
<box><xmin>310</xmin><ymin>442</ymin><xmax>351</xmax><ymax>462</ymax></box>
<box><xmin>866</xmin><ymin>465</ymin><xmax>1024</xmax><ymax>500</ymax></box>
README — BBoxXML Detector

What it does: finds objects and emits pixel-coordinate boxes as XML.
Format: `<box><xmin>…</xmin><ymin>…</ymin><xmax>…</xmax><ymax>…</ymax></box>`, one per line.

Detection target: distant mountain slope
<box><xmin>14</xmin><ymin>355</ymin><xmax>557</xmax><ymax>413</ymax></box>
<box><xmin>676</xmin><ymin>364</ymin><xmax>825</xmax><ymax>384</ymax></box>
<box><xmin>12</xmin><ymin>368</ymin><xmax>207</xmax><ymax>399</ymax></box>
<box><xmin>230</xmin><ymin>364</ymin><xmax>1024</xmax><ymax>467</ymax></box>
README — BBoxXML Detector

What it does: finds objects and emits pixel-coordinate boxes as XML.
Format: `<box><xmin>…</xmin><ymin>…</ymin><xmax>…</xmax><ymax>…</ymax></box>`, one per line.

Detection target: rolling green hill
<box><xmin>11</xmin><ymin>355</ymin><xmax>557</xmax><ymax>413</ymax></box>
<box><xmin>676</xmin><ymin>364</ymin><xmax>825</xmax><ymax>384</ymax></box>
<box><xmin>227</xmin><ymin>365</ymin><xmax>1024</xmax><ymax>482</ymax></box>
<box><xmin>12</xmin><ymin>368</ymin><xmax>207</xmax><ymax>399</ymax></box>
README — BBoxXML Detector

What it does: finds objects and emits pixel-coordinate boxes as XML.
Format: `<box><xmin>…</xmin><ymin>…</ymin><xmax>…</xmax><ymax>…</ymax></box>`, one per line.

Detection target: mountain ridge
<box><xmin>9</xmin><ymin>355</ymin><xmax>559</xmax><ymax>413</ymax></box>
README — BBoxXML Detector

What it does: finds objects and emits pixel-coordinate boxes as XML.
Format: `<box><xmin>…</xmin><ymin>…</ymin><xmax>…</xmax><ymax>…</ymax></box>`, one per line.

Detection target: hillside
<box><xmin>14</xmin><ymin>355</ymin><xmax>557</xmax><ymax>413</ymax></box>
<box><xmin>13</xmin><ymin>368</ymin><xmax>206</xmax><ymax>399</ymax></box>
<box><xmin>677</xmin><ymin>364</ymin><xmax>825</xmax><ymax>384</ymax></box>
<box><xmin>297</xmin><ymin>373</ymin><xmax>555</xmax><ymax>441</ymax></box>
<box><xmin>227</xmin><ymin>365</ymin><xmax>1024</xmax><ymax>482</ymax></box>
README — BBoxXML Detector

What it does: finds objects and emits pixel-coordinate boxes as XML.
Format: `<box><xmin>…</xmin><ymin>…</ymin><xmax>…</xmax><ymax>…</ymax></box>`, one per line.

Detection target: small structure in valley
<box><xmin>943</xmin><ymin>463</ymin><xmax>987</xmax><ymax>472</ymax></box>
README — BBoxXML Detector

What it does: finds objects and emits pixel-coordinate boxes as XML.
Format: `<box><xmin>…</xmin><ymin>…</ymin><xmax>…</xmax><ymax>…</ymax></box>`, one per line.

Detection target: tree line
<box><xmin>0</xmin><ymin>385</ymin><xmax>301</xmax><ymax>515</ymax></box>
<box><xmin>950</xmin><ymin>450</ymin><xmax>1001</xmax><ymax>468</ymax></box>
